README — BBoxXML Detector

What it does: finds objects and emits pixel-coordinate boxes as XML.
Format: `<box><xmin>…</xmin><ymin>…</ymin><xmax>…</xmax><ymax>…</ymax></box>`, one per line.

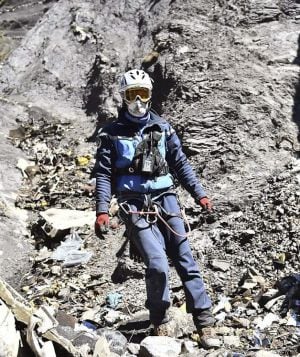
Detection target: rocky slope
<box><xmin>0</xmin><ymin>0</ymin><xmax>299</xmax><ymax>355</ymax></box>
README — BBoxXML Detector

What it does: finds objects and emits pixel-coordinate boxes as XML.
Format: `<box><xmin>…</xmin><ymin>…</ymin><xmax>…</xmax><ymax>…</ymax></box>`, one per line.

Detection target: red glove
<box><xmin>199</xmin><ymin>197</ymin><xmax>213</xmax><ymax>211</ymax></box>
<box><xmin>95</xmin><ymin>213</ymin><xmax>109</xmax><ymax>237</ymax></box>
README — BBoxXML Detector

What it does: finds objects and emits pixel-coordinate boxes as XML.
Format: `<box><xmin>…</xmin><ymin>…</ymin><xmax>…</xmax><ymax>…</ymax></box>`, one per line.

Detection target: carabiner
<box><xmin>119</xmin><ymin>201</ymin><xmax>131</xmax><ymax>215</ymax></box>
<box><xmin>145</xmin><ymin>212</ymin><xmax>157</xmax><ymax>224</ymax></box>
<box><xmin>145</xmin><ymin>204</ymin><xmax>158</xmax><ymax>224</ymax></box>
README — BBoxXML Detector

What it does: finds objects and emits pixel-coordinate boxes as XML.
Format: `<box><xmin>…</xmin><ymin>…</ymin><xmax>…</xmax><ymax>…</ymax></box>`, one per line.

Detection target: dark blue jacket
<box><xmin>95</xmin><ymin>110</ymin><xmax>207</xmax><ymax>213</ymax></box>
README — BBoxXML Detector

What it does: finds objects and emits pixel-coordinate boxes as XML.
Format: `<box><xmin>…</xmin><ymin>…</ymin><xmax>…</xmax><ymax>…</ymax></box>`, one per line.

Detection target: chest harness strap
<box><xmin>115</xmin><ymin>129</ymin><xmax>169</xmax><ymax>177</ymax></box>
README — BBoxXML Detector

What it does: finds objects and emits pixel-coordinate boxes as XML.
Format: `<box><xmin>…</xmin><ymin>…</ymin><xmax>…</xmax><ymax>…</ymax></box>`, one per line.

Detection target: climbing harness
<box><xmin>115</xmin><ymin>125</ymin><xmax>169</xmax><ymax>178</ymax></box>
<box><xmin>119</xmin><ymin>192</ymin><xmax>191</xmax><ymax>238</ymax></box>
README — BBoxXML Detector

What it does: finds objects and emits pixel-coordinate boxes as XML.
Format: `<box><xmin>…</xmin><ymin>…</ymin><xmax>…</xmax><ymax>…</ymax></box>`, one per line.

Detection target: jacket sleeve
<box><xmin>165</xmin><ymin>125</ymin><xmax>207</xmax><ymax>200</ymax></box>
<box><xmin>95</xmin><ymin>131</ymin><xmax>114</xmax><ymax>214</ymax></box>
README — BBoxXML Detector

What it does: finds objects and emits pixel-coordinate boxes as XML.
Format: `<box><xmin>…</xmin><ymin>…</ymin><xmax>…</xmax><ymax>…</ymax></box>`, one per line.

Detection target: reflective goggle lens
<box><xmin>125</xmin><ymin>87</ymin><xmax>151</xmax><ymax>102</ymax></box>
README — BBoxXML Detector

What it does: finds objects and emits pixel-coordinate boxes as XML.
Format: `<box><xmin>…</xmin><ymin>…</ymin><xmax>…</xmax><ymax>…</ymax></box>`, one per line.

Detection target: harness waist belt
<box><xmin>117</xmin><ymin>187</ymin><xmax>174</xmax><ymax>199</ymax></box>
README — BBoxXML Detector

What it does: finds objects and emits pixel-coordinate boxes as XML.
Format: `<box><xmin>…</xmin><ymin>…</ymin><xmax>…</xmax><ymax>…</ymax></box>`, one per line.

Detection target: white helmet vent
<box><xmin>119</xmin><ymin>69</ymin><xmax>153</xmax><ymax>93</ymax></box>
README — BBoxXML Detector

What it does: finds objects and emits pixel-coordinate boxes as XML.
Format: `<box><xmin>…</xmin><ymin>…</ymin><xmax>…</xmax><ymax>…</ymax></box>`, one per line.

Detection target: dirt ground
<box><xmin>0</xmin><ymin>0</ymin><xmax>299</xmax><ymax>355</ymax></box>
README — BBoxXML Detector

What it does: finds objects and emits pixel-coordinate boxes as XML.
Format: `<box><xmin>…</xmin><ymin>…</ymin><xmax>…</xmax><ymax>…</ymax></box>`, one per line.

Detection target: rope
<box><xmin>155</xmin><ymin>205</ymin><xmax>191</xmax><ymax>238</ymax></box>
<box><xmin>122</xmin><ymin>203</ymin><xmax>191</xmax><ymax>238</ymax></box>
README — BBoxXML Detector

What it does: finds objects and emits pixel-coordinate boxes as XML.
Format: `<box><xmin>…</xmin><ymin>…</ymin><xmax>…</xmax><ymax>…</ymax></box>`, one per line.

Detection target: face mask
<box><xmin>127</xmin><ymin>99</ymin><xmax>148</xmax><ymax>117</ymax></box>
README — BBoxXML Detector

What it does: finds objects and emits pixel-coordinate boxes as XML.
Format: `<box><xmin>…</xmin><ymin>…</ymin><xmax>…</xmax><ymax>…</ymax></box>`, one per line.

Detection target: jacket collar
<box><xmin>118</xmin><ymin>109</ymin><xmax>162</xmax><ymax>129</ymax></box>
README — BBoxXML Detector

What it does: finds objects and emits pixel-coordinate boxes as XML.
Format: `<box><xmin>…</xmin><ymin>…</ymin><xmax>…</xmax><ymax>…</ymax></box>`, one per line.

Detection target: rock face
<box><xmin>0</xmin><ymin>0</ymin><xmax>299</xmax><ymax>355</ymax></box>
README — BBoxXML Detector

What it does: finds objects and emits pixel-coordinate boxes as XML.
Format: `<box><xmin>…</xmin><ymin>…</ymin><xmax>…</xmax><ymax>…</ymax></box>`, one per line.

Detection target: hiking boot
<box><xmin>193</xmin><ymin>309</ymin><xmax>221</xmax><ymax>349</ymax></box>
<box><xmin>149</xmin><ymin>309</ymin><xmax>169</xmax><ymax>326</ymax></box>
<box><xmin>192</xmin><ymin>308</ymin><xmax>216</xmax><ymax>329</ymax></box>
<box><xmin>150</xmin><ymin>309</ymin><xmax>170</xmax><ymax>336</ymax></box>
<box><xmin>198</xmin><ymin>327</ymin><xmax>221</xmax><ymax>349</ymax></box>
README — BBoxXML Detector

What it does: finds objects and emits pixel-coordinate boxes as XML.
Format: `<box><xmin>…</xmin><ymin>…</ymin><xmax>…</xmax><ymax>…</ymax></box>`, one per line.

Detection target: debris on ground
<box><xmin>0</xmin><ymin>0</ymin><xmax>300</xmax><ymax>356</ymax></box>
<box><xmin>52</xmin><ymin>232</ymin><xmax>93</xmax><ymax>267</ymax></box>
<box><xmin>4</xmin><ymin>106</ymin><xmax>300</xmax><ymax>356</ymax></box>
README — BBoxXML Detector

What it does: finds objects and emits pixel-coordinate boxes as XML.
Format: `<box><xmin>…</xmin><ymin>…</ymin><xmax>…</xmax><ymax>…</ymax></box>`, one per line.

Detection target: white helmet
<box><xmin>119</xmin><ymin>69</ymin><xmax>153</xmax><ymax>118</ymax></box>
<box><xmin>119</xmin><ymin>69</ymin><xmax>152</xmax><ymax>97</ymax></box>
<box><xmin>120</xmin><ymin>69</ymin><xmax>152</xmax><ymax>90</ymax></box>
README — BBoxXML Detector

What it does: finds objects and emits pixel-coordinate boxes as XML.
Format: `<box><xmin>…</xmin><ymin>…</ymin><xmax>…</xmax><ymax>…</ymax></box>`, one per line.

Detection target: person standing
<box><xmin>95</xmin><ymin>69</ymin><xmax>218</xmax><ymax>347</ymax></box>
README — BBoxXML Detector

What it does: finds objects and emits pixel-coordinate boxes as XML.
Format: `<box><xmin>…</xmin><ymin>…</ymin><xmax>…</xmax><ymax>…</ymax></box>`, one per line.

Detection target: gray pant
<box><xmin>119</xmin><ymin>192</ymin><xmax>211</xmax><ymax>322</ymax></box>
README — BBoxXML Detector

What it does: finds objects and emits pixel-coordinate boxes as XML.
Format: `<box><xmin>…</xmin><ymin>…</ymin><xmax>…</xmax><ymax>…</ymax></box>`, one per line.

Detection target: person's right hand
<box><xmin>95</xmin><ymin>213</ymin><xmax>109</xmax><ymax>238</ymax></box>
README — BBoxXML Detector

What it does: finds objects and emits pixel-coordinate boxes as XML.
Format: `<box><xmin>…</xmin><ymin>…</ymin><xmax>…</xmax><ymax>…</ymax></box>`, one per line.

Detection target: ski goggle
<box><xmin>124</xmin><ymin>87</ymin><xmax>151</xmax><ymax>103</ymax></box>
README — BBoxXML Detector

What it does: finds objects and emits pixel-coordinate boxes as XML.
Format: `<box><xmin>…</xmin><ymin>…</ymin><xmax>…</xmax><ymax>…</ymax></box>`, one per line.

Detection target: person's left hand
<box><xmin>199</xmin><ymin>197</ymin><xmax>213</xmax><ymax>211</ymax></box>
